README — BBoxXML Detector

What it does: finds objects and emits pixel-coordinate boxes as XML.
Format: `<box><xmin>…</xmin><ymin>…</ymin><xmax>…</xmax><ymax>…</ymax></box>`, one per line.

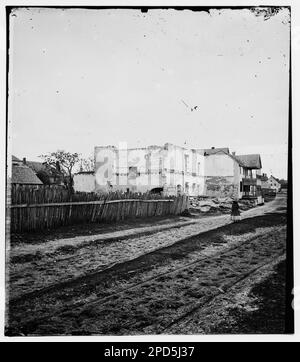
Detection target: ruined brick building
<box><xmin>89</xmin><ymin>143</ymin><xmax>263</xmax><ymax>202</ymax></box>
<box><xmin>94</xmin><ymin>143</ymin><xmax>205</xmax><ymax>196</ymax></box>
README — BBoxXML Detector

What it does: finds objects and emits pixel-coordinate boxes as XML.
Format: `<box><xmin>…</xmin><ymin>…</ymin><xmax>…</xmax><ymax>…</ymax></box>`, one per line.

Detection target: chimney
<box><xmin>23</xmin><ymin>157</ymin><xmax>26</xmax><ymax>165</ymax></box>
<box><xmin>232</xmin><ymin>151</ymin><xmax>236</xmax><ymax>156</ymax></box>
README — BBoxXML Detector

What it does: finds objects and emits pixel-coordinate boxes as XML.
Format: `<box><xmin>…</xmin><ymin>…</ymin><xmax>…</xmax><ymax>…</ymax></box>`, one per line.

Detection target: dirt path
<box><xmin>10</xmin><ymin>195</ymin><xmax>282</xmax><ymax>257</ymax></box>
<box><xmin>7</xmin><ymin>197</ymin><xmax>287</xmax><ymax>335</ymax></box>
<box><xmin>71</xmin><ymin>225</ymin><xmax>286</xmax><ymax>335</ymax></box>
<box><xmin>8</xmin><ymin>195</ymin><xmax>285</xmax><ymax>301</ymax></box>
<box><xmin>166</xmin><ymin>255</ymin><xmax>286</xmax><ymax>334</ymax></box>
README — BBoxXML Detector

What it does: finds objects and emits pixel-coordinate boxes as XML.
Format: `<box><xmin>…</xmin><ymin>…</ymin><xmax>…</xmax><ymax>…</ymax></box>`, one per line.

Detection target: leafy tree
<box><xmin>40</xmin><ymin>150</ymin><xmax>80</xmax><ymax>193</ymax></box>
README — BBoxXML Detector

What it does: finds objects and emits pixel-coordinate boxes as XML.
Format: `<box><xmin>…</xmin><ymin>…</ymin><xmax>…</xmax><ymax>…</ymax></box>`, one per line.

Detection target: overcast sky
<box><xmin>9</xmin><ymin>7</ymin><xmax>290</xmax><ymax>178</ymax></box>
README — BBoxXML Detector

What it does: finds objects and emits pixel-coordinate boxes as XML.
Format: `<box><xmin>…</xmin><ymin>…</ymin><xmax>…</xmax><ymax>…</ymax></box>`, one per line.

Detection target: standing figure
<box><xmin>231</xmin><ymin>200</ymin><xmax>241</xmax><ymax>222</ymax></box>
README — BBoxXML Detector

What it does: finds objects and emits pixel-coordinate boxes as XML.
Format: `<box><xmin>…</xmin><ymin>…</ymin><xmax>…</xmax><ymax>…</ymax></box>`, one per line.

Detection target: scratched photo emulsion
<box><xmin>5</xmin><ymin>6</ymin><xmax>293</xmax><ymax>336</ymax></box>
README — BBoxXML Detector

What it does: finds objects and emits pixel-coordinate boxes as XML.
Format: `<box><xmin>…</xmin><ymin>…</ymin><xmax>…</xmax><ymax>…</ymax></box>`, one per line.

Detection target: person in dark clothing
<box><xmin>231</xmin><ymin>200</ymin><xmax>241</xmax><ymax>222</ymax></box>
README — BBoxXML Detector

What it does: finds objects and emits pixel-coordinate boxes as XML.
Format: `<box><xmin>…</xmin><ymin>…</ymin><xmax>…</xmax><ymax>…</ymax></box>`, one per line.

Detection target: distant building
<box><xmin>235</xmin><ymin>154</ymin><xmax>262</xmax><ymax>200</ymax></box>
<box><xmin>13</xmin><ymin>156</ymin><xmax>64</xmax><ymax>185</ymax></box>
<box><xmin>25</xmin><ymin>159</ymin><xmax>64</xmax><ymax>185</ymax></box>
<box><xmin>279</xmin><ymin>178</ymin><xmax>288</xmax><ymax>190</ymax></box>
<box><xmin>266</xmin><ymin>175</ymin><xmax>281</xmax><ymax>192</ymax></box>
<box><xmin>261</xmin><ymin>173</ymin><xmax>269</xmax><ymax>189</ymax></box>
<box><xmin>94</xmin><ymin>143</ymin><xmax>205</xmax><ymax>196</ymax></box>
<box><xmin>11</xmin><ymin>156</ymin><xmax>43</xmax><ymax>186</ymax></box>
<box><xmin>11</xmin><ymin>155</ymin><xmax>65</xmax><ymax>186</ymax></box>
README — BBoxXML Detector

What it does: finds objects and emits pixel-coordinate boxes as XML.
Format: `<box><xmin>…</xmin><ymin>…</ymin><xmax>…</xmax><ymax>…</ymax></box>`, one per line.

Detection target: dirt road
<box><xmin>7</xmin><ymin>193</ymin><xmax>288</xmax><ymax>335</ymax></box>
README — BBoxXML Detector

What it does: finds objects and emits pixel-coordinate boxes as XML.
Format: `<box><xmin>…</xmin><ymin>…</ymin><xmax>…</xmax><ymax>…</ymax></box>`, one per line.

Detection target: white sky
<box><xmin>8</xmin><ymin>7</ymin><xmax>290</xmax><ymax>179</ymax></box>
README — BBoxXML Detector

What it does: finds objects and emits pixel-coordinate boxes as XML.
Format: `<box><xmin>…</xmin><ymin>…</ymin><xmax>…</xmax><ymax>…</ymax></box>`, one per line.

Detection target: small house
<box><xmin>266</xmin><ymin>175</ymin><xmax>281</xmax><ymax>192</ymax></box>
<box><xmin>11</xmin><ymin>156</ymin><xmax>43</xmax><ymax>185</ymax></box>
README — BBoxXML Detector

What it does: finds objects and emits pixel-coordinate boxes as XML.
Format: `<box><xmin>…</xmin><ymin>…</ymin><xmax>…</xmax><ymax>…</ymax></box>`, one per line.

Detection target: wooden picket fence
<box><xmin>8</xmin><ymin>184</ymin><xmax>189</xmax><ymax>233</ymax></box>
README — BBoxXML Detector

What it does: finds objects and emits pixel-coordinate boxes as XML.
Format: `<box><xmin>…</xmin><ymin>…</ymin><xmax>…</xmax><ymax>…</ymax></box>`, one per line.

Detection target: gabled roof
<box><xmin>12</xmin><ymin>155</ymin><xmax>21</xmax><ymax>162</ymax></box>
<box><xmin>204</xmin><ymin>147</ymin><xmax>229</xmax><ymax>155</ymax></box>
<box><xmin>203</xmin><ymin>149</ymin><xmax>262</xmax><ymax>169</ymax></box>
<box><xmin>269</xmin><ymin>175</ymin><xmax>281</xmax><ymax>183</ymax></box>
<box><xmin>12</xmin><ymin>165</ymin><xmax>43</xmax><ymax>185</ymax></box>
<box><xmin>234</xmin><ymin>154</ymin><xmax>262</xmax><ymax>169</ymax></box>
<box><xmin>26</xmin><ymin>160</ymin><xmax>63</xmax><ymax>177</ymax></box>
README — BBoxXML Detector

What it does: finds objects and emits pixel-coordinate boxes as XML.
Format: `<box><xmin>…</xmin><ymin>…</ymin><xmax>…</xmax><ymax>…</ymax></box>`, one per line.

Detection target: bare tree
<box><xmin>40</xmin><ymin>150</ymin><xmax>80</xmax><ymax>193</ymax></box>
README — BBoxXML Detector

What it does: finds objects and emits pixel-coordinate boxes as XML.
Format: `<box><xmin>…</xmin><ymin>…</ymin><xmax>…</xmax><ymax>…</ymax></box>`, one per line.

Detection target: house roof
<box><xmin>26</xmin><ymin>161</ymin><xmax>45</xmax><ymax>173</ymax></box>
<box><xmin>12</xmin><ymin>165</ymin><xmax>43</xmax><ymax>185</ymax></box>
<box><xmin>26</xmin><ymin>160</ymin><xmax>63</xmax><ymax>177</ymax></box>
<box><xmin>204</xmin><ymin>148</ymin><xmax>230</xmax><ymax>155</ymax></box>
<box><xmin>12</xmin><ymin>155</ymin><xmax>21</xmax><ymax>162</ymax></box>
<box><xmin>196</xmin><ymin>148</ymin><xmax>262</xmax><ymax>169</ymax></box>
<box><xmin>269</xmin><ymin>175</ymin><xmax>281</xmax><ymax>183</ymax></box>
<box><xmin>234</xmin><ymin>154</ymin><xmax>262</xmax><ymax>169</ymax></box>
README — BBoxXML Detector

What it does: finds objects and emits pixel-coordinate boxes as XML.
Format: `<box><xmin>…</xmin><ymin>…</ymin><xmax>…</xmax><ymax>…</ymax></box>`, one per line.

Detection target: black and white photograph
<box><xmin>2</xmin><ymin>3</ymin><xmax>297</xmax><ymax>341</ymax></box>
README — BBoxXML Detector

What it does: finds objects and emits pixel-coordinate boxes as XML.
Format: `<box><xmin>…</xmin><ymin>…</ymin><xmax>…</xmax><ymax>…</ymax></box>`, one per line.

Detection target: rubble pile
<box><xmin>189</xmin><ymin>196</ymin><xmax>257</xmax><ymax>214</ymax></box>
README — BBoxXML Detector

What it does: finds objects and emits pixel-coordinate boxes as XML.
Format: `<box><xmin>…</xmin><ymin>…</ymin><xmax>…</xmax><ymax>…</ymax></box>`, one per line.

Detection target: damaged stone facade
<box><xmin>204</xmin><ymin>176</ymin><xmax>239</xmax><ymax>198</ymax></box>
<box><xmin>203</xmin><ymin>151</ymin><xmax>240</xmax><ymax>199</ymax></box>
<box><xmin>94</xmin><ymin>143</ymin><xmax>205</xmax><ymax>196</ymax></box>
